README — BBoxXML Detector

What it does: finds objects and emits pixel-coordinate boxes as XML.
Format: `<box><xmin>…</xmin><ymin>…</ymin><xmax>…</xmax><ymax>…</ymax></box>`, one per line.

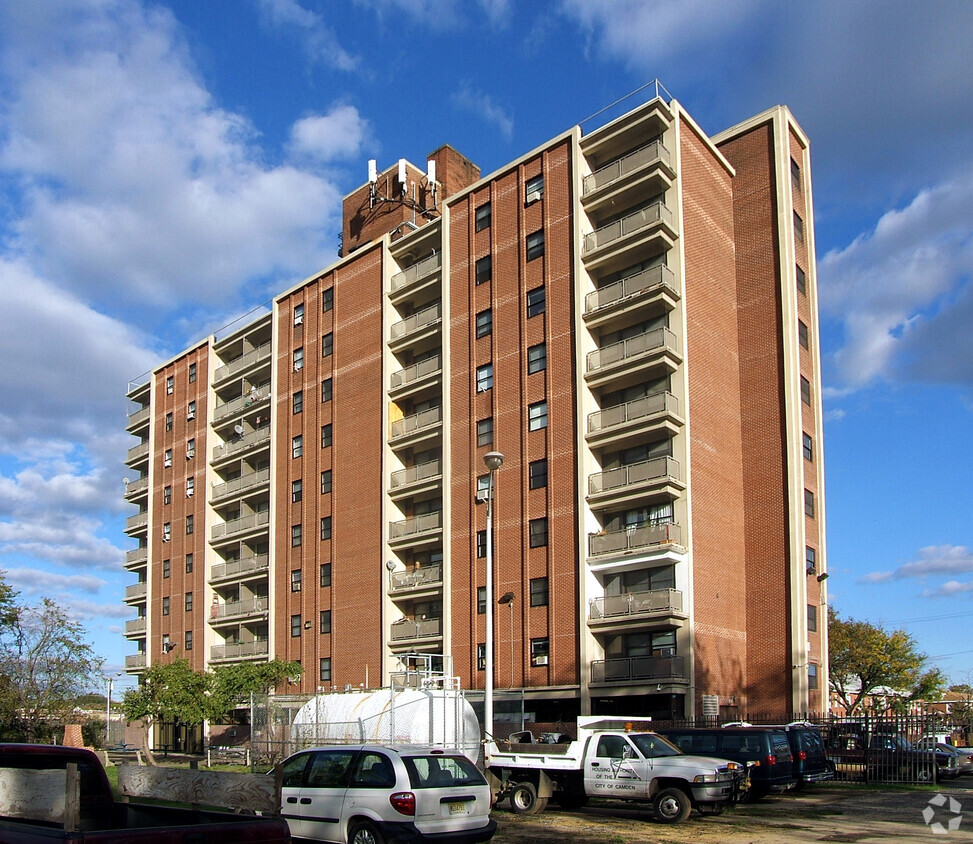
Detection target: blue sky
<box><xmin>0</xmin><ymin>0</ymin><xmax>971</xmax><ymax>694</ymax></box>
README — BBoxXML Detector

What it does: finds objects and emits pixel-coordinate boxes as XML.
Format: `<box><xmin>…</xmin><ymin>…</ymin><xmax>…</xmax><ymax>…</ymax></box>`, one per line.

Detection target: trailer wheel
<box><xmin>653</xmin><ymin>787</ymin><xmax>692</xmax><ymax>824</ymax></box>
<box><xmin>509</xmin><ymin>781</ymin><xmax>547</xmax><ymax>814</ymax></box>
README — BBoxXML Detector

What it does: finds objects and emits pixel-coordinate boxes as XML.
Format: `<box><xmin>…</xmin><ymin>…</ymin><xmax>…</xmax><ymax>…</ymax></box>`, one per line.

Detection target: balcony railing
<box><xmin>390</xmin><ymin>459</ymin><xmax>442</xmax><ymax>490</ymax></box>
<box><xmin>389</xmin><ymin>511</ymin><xmax>442</xmax><ymax>541</ymax></box>
<box><xmin>213</xmin><ymin>390</ymin><xmax>270</xmax><ymax>423</ymax></box>
<box><xmin>125</xmin><ymin>618</ymin><xmax>147</xmax><ymax>636</ymax></box>
<box><xmin>211</xmin><ymin>511</ymin><xmax>270</xmax><ymax>541</ymax></box>
<box><xmin>390</xmin><ymin>355</ymin><xmax>441</xmax><ymax>391</ymax></box>
<box><xmin>125</xmin><ymin>548</ymin><xmax>148</xmax><ymax>567</ymax></box>
<box><xmin>210</xmin><ymin>640</ymin><xmax>270</xmax><ymax>661</ymax></box>
<box><xmin>589</xmin><ymin>588</ymin><xmax>683</xmax><ymax>621</ymax></box>
<box><xmin>210</xmin><ymin>597</ymin><xmax>269</xmax><ymax>621</ymax></box>
<box><xmin>390</xmin><ymin>302</ymin><xmax>441</xmax><ymax>343</ymax></box>
<box><xmin>583</xmin><ymin>140</ymin><xmax>672</xmax><ymax>195</ymax></box>
<box><xmin>585</xmin><ymin>265</ymin><xmax>677</xmax><ymax>315</ymax></box>
<box><xmin>124</xmin><ymin>477</ymin><xmax>149</xmax><ymax>498</ymax></box>
<box><xmin>209</xmin><ymin>555</ymin><xmax>270</xmax><ymax>583</ymax></box>
<box><xmin>212</xmin><ymin>427</ymin><xmax>271</xmax><ymax>461</ymax></box>
<box><xmin>213</xmin><ymin>342</ymin><xmax>272</xmax><ymax>384</ymax></box>
<box><xmin>390</xmin><ymin>617</ymin><xmax>442</xmax><ymax>641</ymax></box>
<box><xmin>127</xmin><ymin>406</ymin><xmax>151</xmax><ymax>429</ymax></box>
<box><xmin>390</xmin><ymin>252</ymin><xmax>442</xmax><ymax>293</ymax></box>
<box><xmin>125</xmin><ymin>653</ymin><xmax>147</xmax><ymax>669</ymax></box>
<box><xmin>588</xmin><ymin>455</ymin><xmax>681</xmax><ymax>496</ymax></box>
<box><xmin>125</xmin><ymin>582</ymin><xmax>147</xmax><ymax>601</ymax></box>
<box><xmin>390</xmin><ymin>565</ymin><xmax>443</xmax><ymax>592</ymax></box>
<box><xmin>390</xmin><ymin>407</ymin><xmax>441</xmax><ymax>441</ymax></box>
<box><xmin>126</xmin><ymin>442</ymin><xmax>150</xmax><ymax>463</ymax></box>
<box><xmin>586</xmin><ymin>327</ymin><xmax>679</xmax><ymax>374</ymax></box>
<box><xmin>589</xmin><ymin>522</ymin><xmax>682</xmax><ymax>557</ymax></box>
<box><xmin>584</xmin><ymin>201</ymin><xmax>673</xmax><ymax>254</ymax></box>
<box><xmin>125</xmin><ymin>512</ymin><xmax>148</xmax><ymax>532</ymax></box>
<box><xmin>588</xmin><ymin>392</ymin><xmax>680</xmax><ymax>437</ymax></box>
<box><xmin>211</xmin><ymin>469</ymin><xmax>271</xmax><ymax>502</ymax></box>
<box><xmin>591</xmin><ymin>654</ymin><xmax>687</xmax><ymax>684</ymax></box>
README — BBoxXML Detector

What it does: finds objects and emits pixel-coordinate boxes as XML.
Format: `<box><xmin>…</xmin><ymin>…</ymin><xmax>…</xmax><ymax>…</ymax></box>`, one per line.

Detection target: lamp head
<box><xmin>816</xmin><ymin>572</ymin><xmax>830</xmax><ymax>582</ymax></box>
<box><xmin>483</xmin><ymin>451</ymin><xmax>505</xmax><ymax>471</ymax></box>
<box><xmin>498</xmin><ymin>592</ymin><xmax>515</xmax><ymax>604</ymax></box>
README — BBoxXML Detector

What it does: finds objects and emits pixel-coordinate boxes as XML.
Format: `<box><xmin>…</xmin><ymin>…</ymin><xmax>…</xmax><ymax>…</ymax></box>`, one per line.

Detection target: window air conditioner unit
<box><xmin>294</xmin><ymin>362</ymin><xmax>303</xmax><ymax>371</ymax></box>
<box><xmin>186</xmin><ymin>450</ymin><xmax>195</xmax><ymax>459</ymax></box>
<box><xmin>164</xmin><ymin>458</ymin><xmax>172</xmax><ymax>467</ymax></box>
<box><xmin>475</xmin><ymin>489</ymin><xmax>489</xmax><ymax>503</ymax></box>
<box><xmin>186</xmin><ymin>489</ymin><xmax>193</xmax><ymax>497</ymax></box>
<box><xmin>526</xmin><ymin>189</ymin><xmax>542</xmax><ymax>204</ymax></box>
<box><xmin>187</xmin><ymin>410</ymin><xmax>195</xmax><ymax>420</ymax></box>
<box><xmin>534</xmin><ymin>655</ymin><xmax>549</xmax><ymax>666</ymax></box>
<box><xmin>294</xmin><ymin>315</ymin><xmax>303</xmax><ymax>325</ymax></box>
<box><xmin>659</xmin><ymin>647</ymin><xmax>676</xmax><ymax>658</ymax></box>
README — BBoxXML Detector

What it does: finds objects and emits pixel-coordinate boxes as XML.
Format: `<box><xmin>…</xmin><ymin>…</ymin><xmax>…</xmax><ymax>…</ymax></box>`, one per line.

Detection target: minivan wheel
<box><xmin>349</xmin><ymin>819</ymin><xmax>386</xmax><ymax>844</ymax></box>
<box><xmin>653</xmin><ymin>787</ymin><xmax>692</xmax><ymax>824</ymax></box>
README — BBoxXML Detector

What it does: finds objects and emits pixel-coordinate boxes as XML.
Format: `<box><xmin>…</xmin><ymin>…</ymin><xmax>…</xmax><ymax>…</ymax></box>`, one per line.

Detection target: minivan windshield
<box><xmin>630</xmin><ymin>734</ymin><xmax>682</xmax><ymax>758</ymax></box>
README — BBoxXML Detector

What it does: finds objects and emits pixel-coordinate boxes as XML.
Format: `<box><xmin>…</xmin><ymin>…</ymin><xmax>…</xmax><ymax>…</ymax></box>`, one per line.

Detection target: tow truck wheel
<box><xmin>509</xmin><ymin>781</ymin><xmax>546</xmax><ymax>814</ymax></box>
<box><xmin>653</xmin><ymin>787</ymin><xmax>692</xmax><ymax>824</ymax></box>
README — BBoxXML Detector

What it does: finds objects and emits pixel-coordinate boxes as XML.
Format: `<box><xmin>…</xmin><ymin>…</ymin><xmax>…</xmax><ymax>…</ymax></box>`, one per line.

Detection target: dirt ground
<box><xmin>492</xmin><ymin>781</ymin><xmax>973</xmax><ymax>843</ymax></box>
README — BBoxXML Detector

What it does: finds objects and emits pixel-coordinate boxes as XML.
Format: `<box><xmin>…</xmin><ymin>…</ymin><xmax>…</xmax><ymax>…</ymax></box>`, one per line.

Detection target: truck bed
<box><xmin>485</xmin><ymin>742</ymin><xmax>583</xmax><ymax>770</ymax></box>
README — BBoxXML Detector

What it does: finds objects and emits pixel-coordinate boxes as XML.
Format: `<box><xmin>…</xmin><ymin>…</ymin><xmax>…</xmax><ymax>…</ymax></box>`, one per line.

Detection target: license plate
<box><xmin>448</xmin><ymin>802</ymin><xmax>468</xmax><ymax>815</ymax></box>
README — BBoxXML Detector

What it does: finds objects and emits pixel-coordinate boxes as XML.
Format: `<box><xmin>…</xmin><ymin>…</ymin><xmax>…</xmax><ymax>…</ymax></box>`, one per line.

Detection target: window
<box><xmin>476</xmin><ymin>643</ymin><xmax>486</xmax><ymax>671</ymax></box>
<box><xmin>475</xmin><ymin>202</ymin><xmax>491</xmax><ymax>231</ymax></box>
<box><xmin>321</xmin><ymin>470</ymin><xmax>332</xmax><ymax>494</ymax></box>
<box><xmin>530</xmin><ymin>637</ymin><xmax>550</xmax><ymax>667</ymax></box>
<box><xmin>320</xmin><ymin>610</ymin><xmax>331</xmax><ymax>634</ymax></box>
<box><xmin>186</xmin><ymin>438</ymin><xmax>195</xmax><ymax>459</ymax></box>
<box><xmin>293</xmin><ymin>390</ymin><xmax>303</xmax><ymax>414</ymax></box>
<box><xmin>292</xmin><ymin>479</ymin><xmax>303</xmax><ymax>502</ymax></box>
<box><xmin>476</xmin><ymin>418</ymin><xmax>493</xmax><ymax>446</ymax></box>
<box><xmin>476</xmin><ymin>363</ymin><xmax>493</xmax><ymax>392</ymax></box>
<box><xmin>185</xmin><ymin>553</ymin><xmax>193</xmax><ymax>573</ymax></box>
<box><xmin>477</xmin><ymin>586</ymin><xmax>486</xmax><ymax>615</ymax></box>
<box><xmin>804</xmin><ymin>488</ymin><xmax>815</xmax><ymax>518</ymax></box>
<box><xmin>164</xmin><ymin>448</ymin><xmax>172</xmax><ymax>468</ymax></box>
<box><xmin>800</xmin><ymin>376</ymin><xmax>811</xmax><ymax>405</ymax></box>
<box><xmin>476</xmin><ymin>475</ymin><xmax>490</xmax><ymax>500</ymax></box>
<box><xmin>187</xmin><ymin>400</ymin><xmax>196</xmax><ymax>420</ymax></box>
<box><xmin>530</xmin><ymin>577</ymin><xmax>549</xmax><ymax>607</ymax></box>
<box><xmin>526</xmin><ymin>286</ymin><xmax>545</xmax><ymax>317</ymax></box>
<box><xmin>163</xmin><ymin>558</ymin><xmax>170</xmax><ymax>579</ymax></box>
<box><xmin>185</xmin><ymin>630</ymin><xmax>193</xmax><ymax>651</ymax></box>
<box><xmin>794</xmin><ymin>212</ymin><xmax>804</xmax><ymax>242</ymax></box>
<box><xmin>321</xmin><ymin>423</ymin><xmax>332</xmax><ymax>448</ymax></box>
<box><xmin>526</xmin><ymin>229</ymin><xmax>545</xmax><ymax>261</ymax></box>
<box><xmin>320</xmin><ymin>658</ymin><xmax>332</xmax><ymax>682</ymax></box>
<box><xmin>476</xmin><ymin>530</ymin><xmax>487</xmax><ymax>559</ymax></box>
<box><xmin>476</xmin><ymin>309</ymin><xmax>492</xmax><ymax>338</ymax></box>
<box><xmin>322</xmin><ymin>332</ymin><xmax>333</xmax><ymax>358</ymax></box>
<box><xmin>526</xmin><ymin>174</ymin><xmax>544</xmax><ymax>203</ymax></box>
<box><xmin>320</xmin><ymin>516</ymin><xmax>332</xmax><ymax>540</ymax></box>
<box><xmin>162</xmin><ymin>522</ymin><xmax>171</xmax><ymax>542</ymax></box>
<box><xmin>162</xmin><ymin>597</ymin><xmax>170</xmax><ymax>616</ymax></box>
<box><xmin>291</xmin><ymin>569</ymin><xmax>302</xmax><ymax>592</ymax></box>
<box><xmin>798</xmin><ymin>320</ymin><xmax>809</xmax><ymax>350</ymax></box>
<box><xmin>185</xmin><ymin>514</ymin><xmax>194</xmax><ymax>535</ymax></box>
<box><xmin>529</xmin><ymin>517</ymin><xmax>548</xmax><ymax>548</ymax></box>
<box><xmin>808</xmin><ymin>604</ymin><xmax>818</xmax><ymax>632</ymax></box>
<box><xmin>321</xmin><ymin>378</ymin><xmax>332</xmax><ymax>403</ymax></box>
<box><xmin>164</xmin><ymin>485</ymin><xmax>172</xmax><ymax>505</ymax></box>
<box><xmin>528</xmin><ymin>401</ymin><xmax>548</xmax><ymax>431</ymax></box>
<box><xmin>165</xmin><ymin>412</ymin><xmax>173</xmax><ymax>432</ymax></box>
<box><xmin>797</xmin><ymin>265</ymin><xmax>807</xmax><ymax>294</ymax></box>
<box><xmin>529</xmin><ymin>459</ymin><xmax>548</xmax><ymax>490</ymax></box>
<box><xmin>791</xmin><ymin>157</ymin><xmax>801</xmax><ymax>189</ymax></box>
<box><xmin>185</xmin><ymin>592</ymin><xmax>193</xmax><ymax>612</ymax></box>
<box><xmin>291</xmin><ymin>614</ymin><xmax>302</xmax><ymax>637</ymax></box>
<box><xmin>293</xmin><ymin>347</ymin><xmax>304</xmax><ymax>371</ymax></box>
<box><xmin>527</xmin><ymin>343</ymin><xmax>546</xmax><ymax>374</ymax></box>
<box><xmin>189</xmin><ymin>362</ymin><xmax>196</xmax><ymax>383</ymax></box>
<box><xmin>186</xmin><ymin>477</ymin><xmax>194</xmax><ymax>497</ymax></box>
<box><xmin>320</xmin><ymin>562</ymin><xmax>332</xmax><ymax>587</ymax></box>
<box><xmin>475</xmin><ymin>255</ymin><xmax>492</xmax><ymax>285</ymax></box>
<box><xmin>292</xmin><ymin>524</ymin><xmax>303</xmax><ymax>547</ymax></box>
<box><xmin>803</xmin><ymin>432</ymin><xmax>813</xmax><ymax>461</ymax></box>
<box><xmin>292</xmin><ymin>435</ymin><xmax>303</xmax><ymax>458</ymax></box>
<box><xmin>294</xmin><ymin>303</ymin><xmax>305</xmax><ymax>326</ymax></box>
<box><xmin>808</xmin><ymin>663</ymin><xmax>818</xmax><ymax>690</ymax></box>
<box><xmin>166</xmin><ymin>375</ymin><xmax>174</xmax><ymax>395</ymax></box>
<box><xmin>806</xmin><ymin>546</ymin><xmax>817</xmax><ymax>574</ymax></box>
<box><xmin>322</xmin><ymin>287</ymin><xmax>333</xmax><ymax>312</ymax></box>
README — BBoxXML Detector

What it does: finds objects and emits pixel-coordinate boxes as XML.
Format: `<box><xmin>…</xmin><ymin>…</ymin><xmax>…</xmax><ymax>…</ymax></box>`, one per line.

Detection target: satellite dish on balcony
<box><xmin>233</xmin><ymin>424</ymin><xmax>244</xmax><ymax>436</ymax></box>
<box><xmin>385</xmin><ymin>560</ymin><xmax>396</xmax><ymax>572</ymax></box>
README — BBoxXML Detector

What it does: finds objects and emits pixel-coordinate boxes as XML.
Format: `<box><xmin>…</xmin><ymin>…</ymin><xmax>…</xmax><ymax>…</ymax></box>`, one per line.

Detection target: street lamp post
<box><xmin>483</xmin><ymin>450</ymin><xmax>504</xmax><ymax>740</ymax></box>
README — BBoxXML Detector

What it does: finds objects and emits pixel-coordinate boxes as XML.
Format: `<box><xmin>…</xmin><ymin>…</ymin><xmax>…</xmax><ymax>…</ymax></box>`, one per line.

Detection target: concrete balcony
<box><xmin>209</xmin><ymin>597</ymin><xmax>269</xmax><ymax>625</ymax></box>
<box><xmin>583</xmin><ymin>265</ymin><xmax>679</xmax><ymax>331</ymax></box>
<box><xmin>389</xmin><ymin>617</ymin><xmax>442</xmax><ymax>648</ymax></box>
<box><xmin>389</xmin><ymin>302</ymin><xmax>441</xmax><ymax>354</ymax></box>
<box><xmin>582</xmin><ymin>202</ymin><xmax>678</xmax><ymax>274</ymax></box>
<box><xmin>125</xmin><ymin>582</ymin><xmax>147</xmax><ymax>603</ymax></box>
<box><xmin>389</xmin><ymin>460</ymin><xmax>442</xmax><ymax>500</ymax></box>
<box><xmin>587</xmin><ymin>455</ymin><xmax>685</xmax><ymax>509</ymax></box>
<box><xmin>585</xmin><ymin>326</ymin><xmax>681</xmax><ymax>390</ymax></box>
<box><xmin>389</xmin><ymin>407</ymin><xmax>442</xmax><ymax>450</ymax></box>
<box><xmin>126</xmin><ymin>405</ymin><xmax>151</xmax><ymax>433</ymax></box>
<box><xmin>125</xmin><ymin>653</ymin><xmax>147</xmax><ymax>670</ymax></box>
<box><xmin>126</xmin><ymin>441</ymin><xmax>150</xmax><ymax>467</ymax></box>
<box><xmin>588</xmin><ymin>588</ymin><xmax>687</xmax><ymax>633</ymax></box>
<box><xmin>211</xmin><ymin>427</ymin><xmax>271</xmax><ymax>462</ymax></box>
<box><xmin>209</xmin><ymin>555</ymin><xmax>270</xmax><ymax>584</ymax></box>
<box><xmin>389</xmin><ymin>511</ymin><xmax>442</xmax><ymax>550</ymax></box>
<box><xmin>582</xmin><ymin>140</ymin><xmax>675</xmax><ymax>217</ymax></box>
<box><xmin>586</xmin><ymin>392</ymin><xmax>683</xmax><ymax>450</ymax></box>
<box><xmin>389</xmin><ymin>355</ymin><xmax>442</xmax><ymax>400</ymax></box>
<box><xmin>125</xmin><ymin>618</ymin><xmax>146</xmax><ymax>637</ymax></box>
<box><xmin>124</xmin><ymin>477</ymin><xmax>149</xmax><ymax>501</ymax></box>
<box><xmin>590</xmin><ymin>654</ymin><xmax>688</xmax><ymax>686</ymax></box>
<box><xmin>124</xmin><ymin>512</ymin><xmax>148</xmax><ymax>535</ymax></box>
<box><xmin>213</xmin><ymin>342</ymin><xmax>272</xmax><ymax>385</ymax></box>
<box><xmin>209</xmin><ymin>640</ymin><xmax>270</xmax><ymax>662</ymax></box>
<box><xmin>211</xmin><ymin>511</ymin><xmax>270</xmax><ymax>543</ymax></box>
<box><xmin>125</xmin><ymin>548</ymin><xmax>148</xmax><ymax>569</ymax></box>
<box><xmin>212</xmin><ymin>390</ymin><xmax>270</xmax><ymax>425</ymax></box>
<box><xmin>210</xmin><ymin>469</ymin><xmax>271</xmax><ymax>504</ymax></box>
<box><xmin>588</xmin><ymin>522</ymin><xmax>683</xmax><ymax>559</ymax></box>
<box><xmin>389</xmin><ymin>252</ymin><xmax>442</xmax><ymax>305</ymax></box>
<box><xmin>389</xmin><ymin>564</ymin><xmax>443</xmax><ymax>595</ymax></box>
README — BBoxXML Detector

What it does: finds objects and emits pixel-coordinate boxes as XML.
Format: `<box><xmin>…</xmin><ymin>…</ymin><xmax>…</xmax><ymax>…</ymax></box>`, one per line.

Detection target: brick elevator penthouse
<box><xmin>123</xmin><ymin>90</ymin><xmax>828</xmax><ymax>721</ymax></box>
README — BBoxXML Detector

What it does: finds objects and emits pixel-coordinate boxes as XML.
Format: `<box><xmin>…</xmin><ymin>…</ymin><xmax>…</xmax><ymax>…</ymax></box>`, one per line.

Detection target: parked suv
<box><xmin>772</xmin><ymin>724</ymin><xmax>834</xmax><ymax>786</ymax></box>
<box><xmin>280</xmin><ymin>744</ymin><xmax>497</xmax><ymax>843</ymax></box>
<box><xmin>655</xmin><ymin>727</ymin><xmax>796</xmax><ymax>799</ymax></box>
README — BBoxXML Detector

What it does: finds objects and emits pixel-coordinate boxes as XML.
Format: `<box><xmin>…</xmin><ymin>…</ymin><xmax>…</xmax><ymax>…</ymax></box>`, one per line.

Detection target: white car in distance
<box><xmin>279</xmin><ymin>744</ymin><xmax>497</xmax><ymax>844</ymax></box>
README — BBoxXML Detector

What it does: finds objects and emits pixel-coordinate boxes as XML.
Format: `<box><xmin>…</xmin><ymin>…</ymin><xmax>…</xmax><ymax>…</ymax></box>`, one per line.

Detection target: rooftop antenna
<box><xmin>367</xmin><ymin>159</ymin><xmax>377</xmax><ymax>208</ymax></box>
<box><xmin>426</xmin><ymin>159</ymin><xmax>437</xmax><ymax>208</ymax></box>
<box><xmin>398</xmin><ymin>158</ymin><xmax>408</xmax><ymax>197</ymax></box>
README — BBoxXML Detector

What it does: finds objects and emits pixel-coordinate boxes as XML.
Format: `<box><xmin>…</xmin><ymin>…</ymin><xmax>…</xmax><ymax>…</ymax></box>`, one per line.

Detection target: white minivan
<box><xmin>280</xmin><ymin>744</ymin><xmax>497</xmax><ymax>844</ymax></box>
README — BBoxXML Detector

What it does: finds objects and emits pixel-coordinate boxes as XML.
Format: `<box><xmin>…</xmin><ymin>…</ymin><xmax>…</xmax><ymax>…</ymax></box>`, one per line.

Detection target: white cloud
<box><xmin>861</xmin><ymin>545</ymin><xmax>973</xmax><ymax>585</ymax></box>
<box><xmin>3</xmin><ymin>567</ymin><xmax>106</xmax><ymax>596</ymax></box>
<box><xmin>451</xmin><ymin>82</ymin><xmax>514</xmax><ymax>141</ymax></box>
<box><xmin>289</xmin><ymin>105</ymin><xmax>370</xmax><ymax>163</ymax></box>
<box><xmin>922</xmin><ymin>580</ymin><xmax>973</xmax><ymax>599</ymax></box>
<box><xmin>255</xmin><ymin>0</ymin><xmax>358</xmax><ymax>71</ymax></box>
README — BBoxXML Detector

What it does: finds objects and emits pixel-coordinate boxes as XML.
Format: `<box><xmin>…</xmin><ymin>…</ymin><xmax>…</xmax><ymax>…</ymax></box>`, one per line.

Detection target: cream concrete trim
<box><xmin>266</xmin><ymin>298</ymin><xmax>281</xmax><ymax>662</ymax></box>
<box><xmin>670</xmin><ymin>99</ymin><xmax>736</xmax><ymax>177</ymax></box>
<box><xmin>275</xmin><ymin>239</ymin><xmax>386</xmax><ymax>303</ymax></box>
<box><xmin>439</xmin><ymin>204</ymin><xmax>452</xmax><ymax>683</ymax></box>
<box><xmin>202</xmin><ymin>335</ymin><xmax>218</xmax><ymax>663</ymax></box>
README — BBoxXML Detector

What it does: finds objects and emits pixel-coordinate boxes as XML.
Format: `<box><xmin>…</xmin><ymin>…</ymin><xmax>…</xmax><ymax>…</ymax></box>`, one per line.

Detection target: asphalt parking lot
<box><xmin>492</xmin><ymin>780</ymin><xmax>973</xmax><ymax>843</ymax></box>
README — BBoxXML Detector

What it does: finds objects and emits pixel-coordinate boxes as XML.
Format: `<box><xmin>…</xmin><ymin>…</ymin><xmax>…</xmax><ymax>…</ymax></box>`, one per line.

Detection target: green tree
<box><xmin>828</xmin><ymin>610</ymin><xmax>946</xmax><ymax>715</ymax></box>
<box><xmin>0</xmin><ymin>596</ymin><xmax>104</xmax><ymax>741</ymax></box>
<box><xmin>210</xmin><ymin>659</ymin><xmax>301</xmax><ymax>721</ymax></box>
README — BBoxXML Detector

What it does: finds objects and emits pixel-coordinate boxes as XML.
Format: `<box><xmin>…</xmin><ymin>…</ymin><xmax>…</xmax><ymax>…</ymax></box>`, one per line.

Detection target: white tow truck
<box><xmin>483</xmin><ymin>716</ymin><xmax>747</xmax><ymax>824</ymax></box>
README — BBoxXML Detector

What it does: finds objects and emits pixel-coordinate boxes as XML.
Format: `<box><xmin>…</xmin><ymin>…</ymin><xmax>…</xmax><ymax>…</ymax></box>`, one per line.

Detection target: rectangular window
<box><xmin>476</xmin><ymin>530</ymin><xmax>487</xmax><ymax>559</ymax></box>
<box><xmin>291</xmin><ymin>614</ymin><xmax>301</xmax><ymax>637</ymax></box>
<box><xmin>529</xmin><ymin>459</ymin><xmax>548</xmax><ymax>490</ymax></box>
<box><xmin>475</xmin><ymin>255</ymin><xmax>492</xmax><ymax>285</ymax></box>
<box><xmin>798</xmin><ymin>320</ymin><xmax>809</xmax><ymax>350</ymax></box>
<box><xmin>187</xmin><ymin>400</ymin><xmax>196</xmax><ymax>420</ymax></box>
<box><xmin>808</xmin><ymin>604</ymin><xmax>818</xmax><ymax>632</ymax></box>
<box><xmin>476</xmin><ymin>475</ymin><xmax>490</xmax><ymax>500</ymax></box>
<box><xmin>185</xmin><ymin>553</ymin><xmax>193</xmax><ymax>573</ymax></box>
<box><xmin>292</xmin><ymin>435</ymin><xmax>303</xmax><ymax>458</ymax></box>
<box><xmin>292</xmin><ymin>524</ymin><xmax>303</xmax><ymax>547</ymax></box>
<box><xmin>165</xmin><ymin>412</ymin><xmax>173</xmax><ymax>432</ymax></box>
<box><xmin>185</xmin><ymin>591</ymin><xmax>193</xmax><ymax>612</ymax></box>
<box><xmin>185</xmin><ymin>630</ymin><xmax>193</xmax><ymax>651</ymax></box>
<box><xmin>321</xmin><ymin>423</ymin><xmax>332</xmax><ymax>448</ymax></box>
<box><xmin>530</xmin><ymin>576</ymin><xmax>549</xmax><ymax>607</ymax></box>
<box><xmin>808</xmin><ymin>663</ymin><xmax>818</xmax><ymax>690</ymax></box>
<box><xmin>320</xmin><ymin>562</ymin><xmax>332</xmax><ymax>587</ymax></box>
<box><xmin>476</xmin><ymin>309</ymin><xmax>492</xmax><ymax>338</ymax></box>
<box><xmin>803</xmin><ymin>432</ymin><xmax>813</xmax><ymax>461</ymax></box>
<box><xmin>294</xmin><ymin>303</ymin><xmax>305</xmax><ymax>326</ymax></box>
<box><xmin>476</xmin><ymin>643</ymin><xmax>486</xmax><ymax>671</ymax></box>
<box><xmin>291</xmin><ymin>569</ymin><xmax>302</xmax><ymax>591</ymax></box>
<box><xmin>293</xmin><ymin>390</ymin><xmax>303</xmax><ymax>414</ymax></box>
<box><xmin>293</xmin><ymin>347</ymin><xmax>304</xmax><ymax>371</ymax></box>
<box><xmin>528</xmin><ymin>401</ymin><xmax>548</xmax><ymax>431</ymax></box>
<box><xmin>322</xmin><ymin>332</ymin><xmax>333</xmax><ymax>358</ymax></box>
<box><xmin>186</xmin><ymin>438</ymin><xmax>195</xmax><ymax>459</ymax></box>
<box><xmin>806</xmin><ymin>546</ymin><xmax>817</xmax><ymax>574</ymax></box>
<box><xmin>185</xmin><ymin>514</ymin><xmax>193</xmax><ymax>535</ymax></box>
<box><xmin>320</xmin><ymin>516</ymin><xmax>332</xmax><ymax>540</ymax></box>
<box><xmin>321</xmin><ymin>470</ymin><xmax>332</xmax><ymax>494</ymax></box>
<box><xmin>477</xmin><ymin>586</ymin><xmax>486</xmax><ymax>615</ymax></box>
<box><xmin>800</xmin><ymin>376</ymin><xmax>811</xmax><ymax>405</ymax></box>
<box><xmin>166</xmin><ymin>375</ymin><xmax>174</xmax><ymax>395</ymax></box>
<box><xmin>162</xmin><ymin>597</ymin><xmax>170</xmax><ymax>616</ymax></box>
<box><xmin>475</xmin><ymin>202</ymin><xmax>491</xmax><ymax>231</ymax></box>
<box><xmin>320</xmin><ymin>658</ymin><xmax>332</xmax><ymax>682</ymax></box>
<box><xmin>804</xmin><ymin>488</ymin><xmax>815</xmax><ymax>518</ymax></box>
<box><xmin>186</xmin><ymin>477</ymin><xmax>194</xmax><ymax>497</ymax></box>
<box><xmin>797</xmin><ymin>265</ymin><xmax>807</xmax><ymax>294</ymax></box>
<box><xmin>526</xmin><ymin>174</ymin><xmax>544</xmax><ymax>203</ymax></box>
<box><xmin>321</xmin><ymin>378</ymin><xmax>332</xmax><ymax>403</ymax></box>
<box><xmin>292</xmin><ymin>479</ymin><xmax>303</xmax><ymax>502</ymax></box>
<box><xmin>476</xmin><ymin>418</ymin><xmax>493</xmax><ymax>446</ymax></box>
<box><xmin>164</xmin><ymin>485</ymin><xmax>172</xmax><ymax>505</ymax></box>
<box><xmin>320</xmin><ymin>610</ymin><xmax>331</xmax><ymax>634</ymax></box>
<box><xmin>530</xmin><ymin>637</ymin><xmax>550</xmax><ymax>667</ymax></box>
<box><xmin>527</xmin><ymin>286</ymin><xmax>545</xmax><ymax>317</ymax></box>
<box><xmin>163</xmin><ymin>559</ymin><xmax>170</xmax><ymax>579</ymax></box>
<box><xmin>794</xmin><ymin>212</ymin><xmax>804</xmax><ymax>242</ymax></box>
<box><xmin>322</xmin><ymin>287</ymin><xmax>333</xmax><ymax>312</ymax></box>
<box><xmin>791</xmin><ymin>157</ymin><xmax>801</xmax><ymax>190</ymax></box>
<box><xmin>526</xmin><ymin>230</ymin><xmax>545</xmax><ymax>261</ymax></box>
<box><xmin>476</xmin><ymin>363</ymin><xmax>493</xmax><ymax>392</ymax></box>
<box><xmin>527</xmin><ymin>343</ymin><xmax>546</xmax><ymax>374</ymax></box>
<box><xmin>162</xmin><ymin>522</ymin><xmax>171</xmax><ymax>542</ymax></box>
<box><xmin>529</xmin><ymin>517</ymin><xmax>548</xmax><ymax>548</ymax></box>
<box><xmin>164</xmin><ymin>448</ymin><xmax>172</xmax><ymax>467</ymax></box>
<box><xmin>188</xmin><ymin>362</ymin><xmax>197</xmax><ymax>383</ymax></box>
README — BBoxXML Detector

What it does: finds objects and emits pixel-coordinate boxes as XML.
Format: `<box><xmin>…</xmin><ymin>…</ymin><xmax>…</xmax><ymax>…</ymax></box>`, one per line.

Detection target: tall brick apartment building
<box><xmin>123</xmin><ymin>90</ymin><xmax>828</xmax><ymax>724</ymax></box>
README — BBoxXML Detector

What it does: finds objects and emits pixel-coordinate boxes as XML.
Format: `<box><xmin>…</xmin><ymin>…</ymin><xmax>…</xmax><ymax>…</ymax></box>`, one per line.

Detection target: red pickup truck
<box><xmin>0</xmin><ymin>743</ymin><xmax>291</xmax><ymax>843</ymax></box>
